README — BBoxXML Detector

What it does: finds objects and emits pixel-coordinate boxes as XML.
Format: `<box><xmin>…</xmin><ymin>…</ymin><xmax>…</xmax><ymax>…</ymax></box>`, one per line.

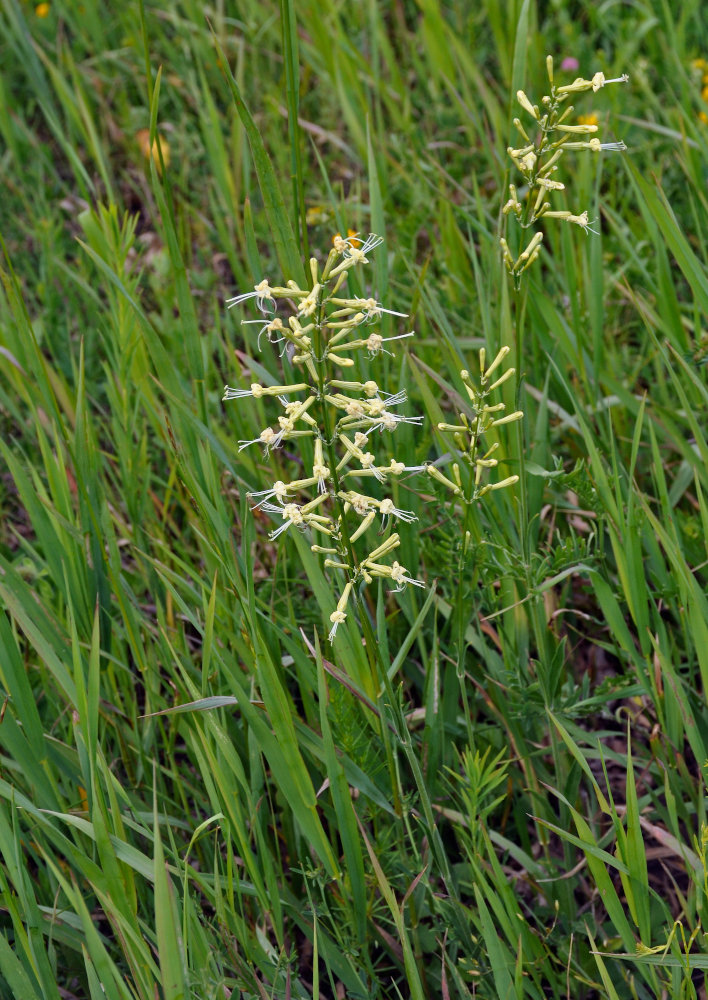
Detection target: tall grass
<box><xmin>0</xmin><ymin>0</ymin><xmax>707</xmax><ymax>997</ymax></box>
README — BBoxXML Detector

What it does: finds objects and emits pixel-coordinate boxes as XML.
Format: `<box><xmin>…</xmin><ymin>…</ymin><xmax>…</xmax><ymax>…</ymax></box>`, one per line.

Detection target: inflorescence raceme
<box><xmin>224</xmin><ymin>235</ymin><xmax>426</xmax><ymax>641</ymax></box>
<box><xmin>431</xmin><ymin>346</ymin><xmax>522</xmax><ymax>504</ymax></box>
<box><xmin>501</xmin><ymin>55</ymin><xmax>628</xmax><ymax>288</ymax></box>
<box><xmin>224</xmin><ymin>236</ymin><xmax>524</xmax><ymax>640</ymax></box>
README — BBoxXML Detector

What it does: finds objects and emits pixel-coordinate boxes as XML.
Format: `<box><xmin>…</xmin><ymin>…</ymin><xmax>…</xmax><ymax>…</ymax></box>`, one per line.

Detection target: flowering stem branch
<box><xmin>309</xmin><ymin>291</ymin><xmax>404</xmax><ymax>808</ymax></box>
<box><xmin>223</xmin><ymin>236</ymin><xmax>424</xmax><ymax>755</ymax></box>
<box><xmin>311</xmin><ymin>286</ymin><xmax>398</xmax><ymax>730</ymax></box>
<box><xmin>311</xmin><ymin>295</ymin><xmax>361</xmax><ymax>598</ymax></box>
<box><xmin>433</xmin><ymin>350</ymin><xmax>523</xmax><ymax>702</ymax></box>
<box><xmin>513</xmin><ymin>287</ymin><xmax>530</xmax><ymax>568</ymax></box>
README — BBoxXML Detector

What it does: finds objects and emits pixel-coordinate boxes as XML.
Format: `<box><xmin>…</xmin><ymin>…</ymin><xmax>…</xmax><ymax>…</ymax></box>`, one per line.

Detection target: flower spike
<box><xmin>223</xmin><ymin>235</ymin><xmax>425</xmax><ymax>642</ymax></box>
<box><xmin>502</xmin><ymin>56</ymin><xmax>627</xmax><ymax>286</ymax></box>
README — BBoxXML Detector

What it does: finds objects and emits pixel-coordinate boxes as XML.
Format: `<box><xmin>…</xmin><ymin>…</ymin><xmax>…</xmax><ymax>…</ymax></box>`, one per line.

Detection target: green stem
<box><xmin>280</xmin><ymin>0</ymin><xmax>308</xmax><ymax>260</ymax></box>
<box><xmin>454</xmin><ymin>500</ymin><xmax>476</xmax><ymax>745</ymax></box>
<box><xmin>512</xmin><ymin>284</ymin><xmax>533</xmax><ymax>678</ymax></box>
<box><xmin>311</xmin><ymin>298</ymin><xmax>358</xmax><ymax>575</ymax></box>
<box><xmin>375</xmin><ymin>636</ymin><xmax>468</xmax><ymax>936</ymax></box>
<box><xmin>513</xmin><ymin>287</ymin><xmax>529</xmax><ymax>567</ymax></box>
<box><xmin>311</xmin><ymin>294</ymin><xmax>388</xmax><ymax>669</ymax></box>
<box><xmin>310</xmin><ymin>290</ymin><xmax>402</xmax><ymax>810</ymax></box>
<box><xmin>355</xmin><ymin>590</ymin><xmax>403</xmax><ymax>815</ymax></box>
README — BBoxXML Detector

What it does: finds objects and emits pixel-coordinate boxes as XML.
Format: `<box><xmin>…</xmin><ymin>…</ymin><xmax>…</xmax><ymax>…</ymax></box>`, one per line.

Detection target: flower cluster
<box><xmin>691</xmin><ymin>58</ymin><xmax>708</xmax><ymax>125</ymax></box>
<box><xmin>224</xmin><ymin>235</ymin><xmax>424</xmax><ymax>641</ymax></box>
<box><xmin>431</xmin><ymin>346</ymin><xmax>522</xmax><ymax>504</ymax></box>
<box><xmin>501</xmin><ymin>55</ymin><xmax>628</xmax><ymax>287</ymax></box>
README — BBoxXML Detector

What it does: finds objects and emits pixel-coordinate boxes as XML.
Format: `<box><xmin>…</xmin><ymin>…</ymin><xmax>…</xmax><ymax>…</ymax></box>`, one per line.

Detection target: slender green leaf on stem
<box><xmin>211</xmin><ymin>32</ymin><xmax>305</xmax><ymax>284</ymax></box>
<box><xmin>587</xmin><ymin>926</ymin><xmax>624</xmax><ymax>1000</ymax></box>
<box><xmin>281</xmin><ymin>0</ymin><xmax>308</xmax><ymax>258</ymax></box>
<box><xmin>314</xmin><ymin>633</ymin><xmax>367</xmax><ymax>943</ymax></box>
<box><xmin>153</xmin><ymin>781</ymin><xmax>189</xmax><ymax>1000</ymax></box>
<box><xmin>0</xmin><ymin>931</ymin><xmax>43</xmax><ymax>1000</ymax></box>
<box><xmin>388</xmin><ymin>581</ymin><xmax>437</xmax><ymax>681</ymax></box>
<box><xmin>509</xmin><ymin>0</ymin><xmax>532</xmax><ymax>144</ymax></box>
<box><xmin>356</xmin><ymin>815</ymin><xmax>426</xmax><ymax>1000</ymax></box>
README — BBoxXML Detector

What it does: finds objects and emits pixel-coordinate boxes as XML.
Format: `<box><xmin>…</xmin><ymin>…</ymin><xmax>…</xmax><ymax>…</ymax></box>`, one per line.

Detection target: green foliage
<box><xmin>0</xmin><ymin>0</ymin><xmax>707</xmax><ymax>997</ymax></box>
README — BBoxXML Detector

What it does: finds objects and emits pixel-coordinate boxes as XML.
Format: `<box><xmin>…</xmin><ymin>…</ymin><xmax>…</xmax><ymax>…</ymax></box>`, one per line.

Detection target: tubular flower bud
<box><xmin>325</xmin><ymin>353</ymin><xmax>355</xmax><ymax>367</ymax></box>
<box><xmin>519</xmin><ymin>232</ymin><xmax>544</xmax><ymax>262</ymax></box>
<box><xmin>427</xmin><ymin>463</ymin><xmax>462</xmax><ymax>495</ymax></box>
<box><xmin>516</xmin><ymin>90</ymin><xmax>539</xmax><ymax>119</ymax></box>
<box><xmin>482</xmin><ymin>345</ymin><xmax>510</xmax><ymax>381</ymax></box>
<box><xmin>366</xmin><ymin>534</ymin><xmax>401</xmax><ymax>563</ymax></box>
<box><xmin>553</xmin><ymin>123</ymin><xmax>598</xmax><ymax>134</ymax></box>
<box><xmin>489</xmin><ymin>410</ymin><xmax>524</xmax><ymax>427</ymax></box>
<box><xmin>478</xmin><ymin>475</ymin><xmax>520</xmax><ymax>497</ymax></box>
<box><xmin>513</xmin><ymin>117</ymin><xmax>531</xmax><ymax>142</ymax></box>
<box><xmin>434</xmin><ymin>352</ymin><xmax>522</xmax><ymax>505</ymax></box>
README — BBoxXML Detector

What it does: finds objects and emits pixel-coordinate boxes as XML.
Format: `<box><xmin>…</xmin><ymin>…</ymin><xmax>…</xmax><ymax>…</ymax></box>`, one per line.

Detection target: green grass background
<box><xmin>1</xmin><ymin>0</ymin><xmax>708</xmax><ymax>997</ymax></box>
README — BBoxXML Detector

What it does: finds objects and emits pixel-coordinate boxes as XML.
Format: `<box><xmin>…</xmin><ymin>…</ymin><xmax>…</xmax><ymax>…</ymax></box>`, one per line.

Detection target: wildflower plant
<box><xmin>431</xmin><ymin>347</ymin><xmax>522</xmax><ymax>656</ymax></box>
<box><xmin>501</xmin><ymin>55</ymin><xmax>629</xmax><ymax>288</ymax></box>
<box><xmin>690</xmin><ymin>57</ymin><xmax>708</xmax><ymax>124</ymax></box>
<box><xmin>224</xmin><ymin>234</ymin><xmax>424</xmax><ymax>642</ymax></box>
<box><xmin>431</xmin><ymin>344</ymin><xmax>522</xmax><ymax>513</ymax></box>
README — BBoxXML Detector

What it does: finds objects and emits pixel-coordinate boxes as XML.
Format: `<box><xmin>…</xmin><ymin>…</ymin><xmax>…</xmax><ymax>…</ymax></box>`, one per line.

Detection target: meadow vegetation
<box><xmin>1</xmin><ymin>0</ymin><xmax>708</xmax><ymax>997</ymax></box>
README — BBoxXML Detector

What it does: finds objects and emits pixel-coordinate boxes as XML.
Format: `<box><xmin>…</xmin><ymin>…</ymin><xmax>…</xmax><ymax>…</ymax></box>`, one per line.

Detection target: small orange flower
<box><xmin>305</xmin><ymin>204</ymin><xmax>330</xmax><ymax>226</ymax></box>
<box><xmin>135</xmin><ymin>128</ymin><xmax>170</xmax><ymax>174</ymax></box>
<box><xmin>35</xmin><ymin>2</ymin><xmax>50</xmax><ymax>16</ymax></box>
<box><xmin>333</xmin><ymin>229</ymin><xmax>361</xmax><ymax>248</ymax></box>
<box><xmin>699</xmin><ymin>111</ymin><xmax>708</xmax><ymax>125</ymax></box>
<box><xmin>577</xmin><ymin>112</ymin><xmax>599</xmax><ymax>127</ymax></box>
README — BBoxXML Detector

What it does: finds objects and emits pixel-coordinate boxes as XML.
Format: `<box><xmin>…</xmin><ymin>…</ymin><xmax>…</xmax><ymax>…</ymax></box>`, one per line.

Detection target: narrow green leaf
<box><xmin>251</xmin><ymin>624</ymin><xmax>339</xmax><ymax>877</ymax></box>
<box><xmin>627</xmin><ymin>160</ymin><xmax>708</xmax><ymax>316</ymax></box>
<box><xmin>622</xmin><ymin>727</ymin><xmax>650</xmax><ymax>940</ymax></box>
<box><xmin>357</xmin><ymin>818</ymin><xmax>426</xmax><ymax>1000</ymax></box>
<box><xmin>388</xmin><ymin>581</ymin><xmax>437</xmax><ymax>681</ymax></box>
<box><xmin>212</xmin><ymin>33</ymin><xmax>305</xmax><ymax>284</ymax></box>
<box><xmin>154</xmin><ymin>786</ymin><xmax>188</xmax><ymax>1000</ymax></box>
<box><xmin>315</xmin><ymin>634</ymin><xmax>367</xmax><ymax>942</ymax></box>
<box><xmin>547</xmin><ymin>711</ymin><xmax>610</xmax><ymax>814</ymax></box>
<box><xmin>473</xmin><ymin>885</ymin><xmax>516</xmax><ymax>1000</ymax></box>
<box><xmin>0</xmin><ymin>932</ymin><xmax>43</xmax><ymax>1000</ymax></box>
<box><xmin>587</xmin><ymin>927</ymin><xmax>624</xmax><ymax>1000</ymax></box>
